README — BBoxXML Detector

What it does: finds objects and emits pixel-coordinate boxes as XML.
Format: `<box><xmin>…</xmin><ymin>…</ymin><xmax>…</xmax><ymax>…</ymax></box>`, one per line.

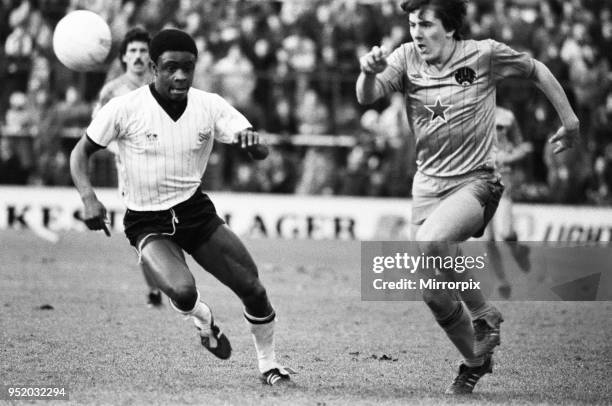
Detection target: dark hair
<box><xmin>149</xmin><ymin>29</ymin><xmax>198</xmax><ymax>64</ymax></box>
<box><xmin>401</xmin><ymin>0</ymin><xmax>468</xmax><ymax>40</ymax></box>
<box><xmin>119</xmin><ymin>27</ymin><xmax>151</xmax><ymax>70</ymax></box>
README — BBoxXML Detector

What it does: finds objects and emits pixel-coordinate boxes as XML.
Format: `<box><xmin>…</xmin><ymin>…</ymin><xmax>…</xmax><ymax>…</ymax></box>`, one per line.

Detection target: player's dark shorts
<box><xmin>123</xmin><ymin>190</ymin><xmax>225</xmax><ymax>255</ymax></box>
<box><xmin>411</xmin><ymin>169</ymin><xmax>504</xmax><ymax>238</ymax></box>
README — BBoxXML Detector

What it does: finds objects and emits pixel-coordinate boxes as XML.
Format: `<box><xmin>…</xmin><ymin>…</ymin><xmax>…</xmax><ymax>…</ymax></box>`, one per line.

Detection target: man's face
<box><xmin>495</xmin><ymin>123</ymin><xmax>508</xmax><ymax>138</ymax></box>
<box><xmin>409</xmin><ymin>7</ymin><xmax>453</xmax><ymax>64</ymax></box>
<box><xmin>122</xmin><ymin>40</ymin><xmax>150</xmax><ymax>74</ymax></box>
<box><xmin>153</xmin><ymin>51</ymin><xmax>195</xmax><ymax>101</ymax></box>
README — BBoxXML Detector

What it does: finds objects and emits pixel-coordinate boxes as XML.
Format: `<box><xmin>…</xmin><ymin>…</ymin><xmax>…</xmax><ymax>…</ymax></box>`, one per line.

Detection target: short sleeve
<box><xmin>376</xmin><ymin>45</ymin><xmax>408</xmax><ymax>95</ymax></box>
<box><xmin>489</xmin><ymin>39</ymin><xmax>535</xmax><ymax>82</ymax></box>
<box><xmin>211</xmin><ymin>94</ymin><xmax>252</xmax><ymax>143</ymax></box>
<box><xmin>86</xmin><ymin>97</ymin><xmax>122</xmax><ymax>147</ymax></box>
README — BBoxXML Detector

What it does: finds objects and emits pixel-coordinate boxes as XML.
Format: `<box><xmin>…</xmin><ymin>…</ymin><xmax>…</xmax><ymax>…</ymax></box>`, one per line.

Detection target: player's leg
<box><xmin>497</xmin><ymin>196</ymin><xmax>531</xmax><ymax>272</ymax></box>
<box><xmin>413</xmin><ymin>189</ymin><xmax>487</xmax><ymax>366</ymax></box>
<box><xmin>140</xmin><ymin>261</ymin><xmax>162</xmax><ymax>307</ymax></box>
<box><xmin>190</xmin><ymin>224</ymin><xmax>291</xmax><ymax>383</ymax></box>
<box><xmin>140</xmin><ymin>237</ymin><xmax>196</xmax><ymax>308</ymax></box>
<box><xmin>484</xmin><ymin>214</ymin><xmax>511</xmax><ymax>299</ymax></box>
<box><xmin>140</xmin><ymin>237</ymin><xmax>231</xmax><ymax>359</ymax></box>
<box><xmin>446</xmin><ymin>181</ymin><xmax>505</xmax><ymax>357</ymax></box>
<box><xmin>414</xmin><ymin>185</ymin><xmax>502</xmax><ymax>394</ymax></box>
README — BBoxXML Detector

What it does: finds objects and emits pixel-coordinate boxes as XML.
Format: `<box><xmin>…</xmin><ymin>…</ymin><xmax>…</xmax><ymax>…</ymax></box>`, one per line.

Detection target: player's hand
<box><xmin>235</xmin><ymin>128</ymin><xmax>269</xmax><ymax>160</ymax></box>
<box><xmin>548</xmin><ymin>123</ymin><xmax>579</xmax><ymax>154</ymax></box>
<box><xmin>359</xmin><ymin>45</ymin><xmax>389</xmax><ymax>75</ymax></box>
<box><xmin>82</xmin><ymin>195</ymin><xmax>111</xmax><ymax>236</ymax></box>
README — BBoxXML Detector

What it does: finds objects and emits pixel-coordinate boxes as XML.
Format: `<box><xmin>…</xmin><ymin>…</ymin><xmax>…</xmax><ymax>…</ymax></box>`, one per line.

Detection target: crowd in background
<box><xmin>1</xmin><ymin>0</ymin><xmax>612</xmax><ymax>205</ymax></box>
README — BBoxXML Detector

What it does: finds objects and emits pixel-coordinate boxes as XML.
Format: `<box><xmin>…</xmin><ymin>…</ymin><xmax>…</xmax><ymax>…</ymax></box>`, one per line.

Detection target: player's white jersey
<box><xmin>87</xmin><ymin>85</ymin><xmax>250</xmax><ymax>210</ymax></box>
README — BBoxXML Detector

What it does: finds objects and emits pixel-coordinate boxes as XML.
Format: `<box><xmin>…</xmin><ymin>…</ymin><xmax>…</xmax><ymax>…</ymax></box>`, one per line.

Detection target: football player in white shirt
<box><xmin>70</xmin><ymin>29</ymin><xmax>291</xmax><ymax>386</ymax></box>
<box><xmin>92</xmin><ymin>27</ymin><xmax>163</xmax><ymax>308</ymax></box>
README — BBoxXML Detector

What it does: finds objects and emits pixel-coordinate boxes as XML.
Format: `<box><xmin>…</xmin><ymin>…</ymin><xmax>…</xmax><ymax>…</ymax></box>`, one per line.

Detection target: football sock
<box><xmin>169</xmin><ymin>290</ymin><xmax>210</xmax><ymax>325</ymax></box>
<box><xmin>244</xmin><ymin>310</ymin><xmax>277</xmax><ymax>373</ymax></box>
<box><xmin>464</xmin><ymin>300</ymin><xmax>493</xmax><ymax>320</ymax></box>
<box><xmin>189</xmin><ymin>301</ymin><xmax>212</xmax><ymax>327</ymax></box>
<box><xmin>464</xmin><ymin>355</ymin><xmax>485</xmax><ymax>368</ymax></box>
<box><xmin>437</xmin><ymin>302</ymin><xmax>481</xmax><ymax>364</ymax></box>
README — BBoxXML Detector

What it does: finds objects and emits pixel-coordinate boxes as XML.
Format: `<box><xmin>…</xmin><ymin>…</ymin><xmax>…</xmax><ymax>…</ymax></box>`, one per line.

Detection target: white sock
<box><xmin>464</xmin><ymin>355</ymin><xmax>485</xmax><ymax>368</ymax></box>
<box><xmin>169</xmin><ymin>291</ymin><xmax>212</xmax><ymax>333</ymax></box>
<box><xmin>190</xmin><ymin>301</ymin><xmax>212</xmax><ymax>329</ymax></box>
<box><xmin>244</xmin><ymin>311</ymin><xmax>276</xmax><ymax>373</ymax></box>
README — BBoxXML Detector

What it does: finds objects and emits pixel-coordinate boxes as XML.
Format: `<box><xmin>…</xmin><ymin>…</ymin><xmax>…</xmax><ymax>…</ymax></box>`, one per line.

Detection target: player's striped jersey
<box><xmin>92</xmin><ymin>72</ymin><xmax>153</xmax><ymax>118</ymax></box>
<box><xmin>87</xmin><ymin>85</ymin><xmax>250</xmax><ymax>211</ymax></box>
<box><xmin>377</xmin><ymin>39</ymin><xmax>535</xmax><ymax>177</ymax></box>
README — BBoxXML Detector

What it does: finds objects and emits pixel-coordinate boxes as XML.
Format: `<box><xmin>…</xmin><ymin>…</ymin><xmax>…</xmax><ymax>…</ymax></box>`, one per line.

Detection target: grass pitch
<box><xmin>1</xmin><ymin>230</ymin><xmax>611</xmax><ymax>405</ymax></box>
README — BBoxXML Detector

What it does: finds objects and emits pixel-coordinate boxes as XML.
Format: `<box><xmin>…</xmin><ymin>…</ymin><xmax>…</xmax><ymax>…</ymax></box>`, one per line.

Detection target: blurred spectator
<box><xmin>2</xmin><ymin>91</ymin><xmax>29</xmax><ymax>135</ymax></box>
<box><xmin>192</xmin><ymin>35</ymin><xmax>216</xmax><ymax>92</ymax></box>
<box><xmin>0</xmin><ymin>136</ymin><xmax>29</xmax><ymax>184</ymax></box>
<box><xmin>295</xmin><ymin>88</ymin><xmax>337</xmax><ymax>195</ymax></box>
<box><xmin>266</xmin><ymin>95</ymin><xmax>297</xmax><ymax>135</ymax></box>
<box><xmin>590</xmin><ymin>90</ymin><xmax>612</xmax><ymax>150</ymax></box>
<box><xmin>213</xmin><ymin>42</ymin><xmax>256</xmax><ymax>108</ymax></box>
<box><xmin>295</xmin><ymin>88</ymin><xmax>330</xmax><ymax>135</ymax></box>
<box><xmin>543</xmin><ymin>140</ymin><xmax>591</xmax><ymax>204</ymax></box>
<box><xmin>587</xmin><ymin>143</ymin><xmax>612</xmax><ymax>205</ymax></box>
<box><xmin>256</xmin><ymin>147</ymin><xmax>298</xmax><ymax>194</ymax></box>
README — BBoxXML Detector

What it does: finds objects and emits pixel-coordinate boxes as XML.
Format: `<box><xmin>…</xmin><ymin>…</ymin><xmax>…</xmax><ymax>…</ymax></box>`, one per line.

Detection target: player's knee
<box><xmin>238</xmin><ymin>280</ymin><xmax>268</xmax><ymax>303</ymax></box>
<box><xmin>167</xmin><ymin>283</ymin><xmax>198</xmax><ymax>311</ymax></box>
<box><xmin>422</xmin><ymin>289</ymin><xmax>452</xmax><ymax>315</ymax></box>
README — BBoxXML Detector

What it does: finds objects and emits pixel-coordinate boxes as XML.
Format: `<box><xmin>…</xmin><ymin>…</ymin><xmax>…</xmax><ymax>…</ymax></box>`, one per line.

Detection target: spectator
<box><xmin>213</xmin><ymin>42</ymin><xmax>256</xmax><ymax>108</ymax></box>
<box><xmin>2</xmin><ymin>91</ymin><xmax>29</xmax><ymax>135</ymax></box>
<box><xmin>0</xmin><ymin>136</ymin><xmax>29</xmax><ymax>184</ymax></box>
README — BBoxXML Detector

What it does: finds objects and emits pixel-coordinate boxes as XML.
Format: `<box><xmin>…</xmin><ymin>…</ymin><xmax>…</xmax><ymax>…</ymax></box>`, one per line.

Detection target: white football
<box><xmin>53</xmin><ymin>10</ymin><xmax>112</xmax><ymax>72</ymax></box>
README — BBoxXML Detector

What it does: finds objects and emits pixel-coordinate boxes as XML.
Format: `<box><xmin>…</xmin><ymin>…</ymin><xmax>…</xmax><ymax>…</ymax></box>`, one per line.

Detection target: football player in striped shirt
<box><xmin>70</xmin><ymin>29</ymin><xmax>291</xmax><ymax>386</ymax></box>
<box><xmin>356</xmin><ymin>0</ymin><xmax>579</xmax><ymax>395</ymax></box>
<box><xmin>92</xmin><ymin>27</ymin><xmax>163</xmax><ymax>307</ymax></box>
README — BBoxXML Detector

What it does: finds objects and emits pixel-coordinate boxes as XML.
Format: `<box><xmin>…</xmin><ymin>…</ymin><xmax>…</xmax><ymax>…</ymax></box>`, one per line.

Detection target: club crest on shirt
<box><xmin>454</xmin><ymin>67</ymin><xmax>476</xmax><ymax>87</ymax></box>
<box><xmin>146</xmin><ymin>132</ymin><xmax>158</xmax><ymax>142</ymax></box>
<box><xmin>197</xmin><ymin>129</ymin><xmax>212</xmax><ymax>144</ymax></box>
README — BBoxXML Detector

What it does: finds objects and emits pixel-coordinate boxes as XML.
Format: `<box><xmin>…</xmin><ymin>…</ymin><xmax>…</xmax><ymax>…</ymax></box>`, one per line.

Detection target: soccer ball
<box><xmin>53</xmin><ymin>10</ymin><xmax>112</xmax><ymax>72</ymax></box>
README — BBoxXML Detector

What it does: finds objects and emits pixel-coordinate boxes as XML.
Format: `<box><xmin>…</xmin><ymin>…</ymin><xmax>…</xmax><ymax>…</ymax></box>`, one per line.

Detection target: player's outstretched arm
<box><xmin>69</xmin><ymin>135</ymin><xmax>111</xmax><ymax>236</ymax></box>
<box><xmin>235</xmin><ymin>128</ymin><xmax>269</xmax><ymax>160</ymax></box>
<box><xmin>530</xmin><ymin>59</ymin><xmax>580</xmax><ymax>154</ymax></box>
<box><xmin>356</xmin><ymin>45</ymin><xmax>389</xmax><ymax>105</ymax></box>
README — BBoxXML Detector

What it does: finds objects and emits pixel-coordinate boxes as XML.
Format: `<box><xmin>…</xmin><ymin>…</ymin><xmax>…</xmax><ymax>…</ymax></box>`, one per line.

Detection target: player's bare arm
<box><xmin>530</xmin><ymin>59</ymin><xmax>580</xmax><ymax>154</ymax></box>
<box><xmin>235</xmin><ymin>128</ymin><xmax>269</xmax><ymax>160</ymax></box>
<box><xmin>69</xmin><ymin>135</ymin><xmax>110</xmax><ymax>236</ymax></box>
<box><xmin>356</xmin><ymin>45</ymin><xmax>389</xmax><ymax>105</ymax></box>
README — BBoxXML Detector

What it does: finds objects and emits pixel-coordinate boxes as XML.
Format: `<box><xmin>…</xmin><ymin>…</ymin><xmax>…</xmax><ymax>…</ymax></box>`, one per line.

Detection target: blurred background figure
<box><xmin>483</xmin><ymin>106</ymin><xmax>533</xmax><ymax>299</ymax></box>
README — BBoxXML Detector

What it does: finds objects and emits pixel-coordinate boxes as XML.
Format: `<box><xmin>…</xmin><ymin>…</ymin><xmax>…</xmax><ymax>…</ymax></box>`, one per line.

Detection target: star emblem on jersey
<box><xmin>424</xmin><ymin>97</ymin><xmax>452</xmax><ymax>123</ymax></box>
